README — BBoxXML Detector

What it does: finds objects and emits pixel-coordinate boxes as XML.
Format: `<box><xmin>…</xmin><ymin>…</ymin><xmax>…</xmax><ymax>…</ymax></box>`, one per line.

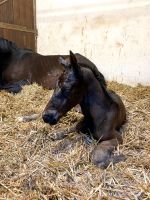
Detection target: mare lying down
<box><xmin>42</xmin><ymin>51</ymin><xmax>126</xmax><ymax>168</ymax></box>
<box><xmin>0</xmin><ymin>37</ymin><xmax>67</xmax><ymax>93</ymax></box>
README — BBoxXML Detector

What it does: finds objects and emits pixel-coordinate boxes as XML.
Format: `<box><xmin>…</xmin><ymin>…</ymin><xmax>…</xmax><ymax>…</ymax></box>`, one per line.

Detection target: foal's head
<box><xmin>42</xmin><ymin>51</ymin><xmax>85</xmax><ymax>125</ymax></box>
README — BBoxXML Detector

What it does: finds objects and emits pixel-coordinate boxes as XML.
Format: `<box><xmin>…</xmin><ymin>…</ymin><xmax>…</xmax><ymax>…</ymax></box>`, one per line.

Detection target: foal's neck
<box><xmin>80</xmin><ymin>71</ymin><xmax>112</xmax><ymax>121</ymax></box>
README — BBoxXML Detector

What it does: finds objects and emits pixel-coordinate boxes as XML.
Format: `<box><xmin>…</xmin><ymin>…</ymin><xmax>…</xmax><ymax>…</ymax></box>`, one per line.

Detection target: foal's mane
<box><xmin>0</xmin><ymin>37</ymin><xmax>18</xmax><ymax>53</ymax></box>
<box><xmin>75</xmin><ymin>53</ymin><xmax>113</xmax><ymax>103</ymax></box>
<box><xmin>75</xmin><ymin>53</ymin><xmax>107</xmax><ymax>87</ymax></box>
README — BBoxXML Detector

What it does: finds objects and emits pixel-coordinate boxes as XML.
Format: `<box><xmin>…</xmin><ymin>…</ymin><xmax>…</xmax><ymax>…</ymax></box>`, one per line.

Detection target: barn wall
<box><xmin>36</xmin><ymin>0</ymin><xmax>150</xmax><ymax>86</ymax></box>
<box><xmin>0</xmin><ymin>0</ymin><xmax>36</xmax><ymax>50</ymax></box>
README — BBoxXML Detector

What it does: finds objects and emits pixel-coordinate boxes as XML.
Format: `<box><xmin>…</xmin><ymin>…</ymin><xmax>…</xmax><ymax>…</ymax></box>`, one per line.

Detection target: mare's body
<box><xmin>0</xmin><ymin>38</ymin><xmax>67</xmax><ymax>93</ymax></box>
<box><xmin>42</xmin><ymin>51</ymin><xmax>126</xmax><ymax>168</ymax></box>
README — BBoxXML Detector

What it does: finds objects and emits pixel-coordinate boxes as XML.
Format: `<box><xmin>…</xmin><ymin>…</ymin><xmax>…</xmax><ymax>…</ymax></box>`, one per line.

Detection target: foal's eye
<box><xmin>61</xmin><ymin>87</ymin><xmax>65</xmax><ymax>93</ymax></box>
<box><xmin>62</xmin><ymin>87</ymin><xmax>68</xmax><ymax>92</ymax></box>
<box><xmin>61</xmin><ymin>87</ymin><xmax>70</xmax><ymax>96</ymax></box>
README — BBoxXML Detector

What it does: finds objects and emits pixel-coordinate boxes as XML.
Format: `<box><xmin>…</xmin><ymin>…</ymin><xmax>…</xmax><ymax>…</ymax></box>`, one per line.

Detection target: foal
<box><xmin>43</xmin><ymin>51</ymin><xmax>126</xmax><ymax>168</ymax></box>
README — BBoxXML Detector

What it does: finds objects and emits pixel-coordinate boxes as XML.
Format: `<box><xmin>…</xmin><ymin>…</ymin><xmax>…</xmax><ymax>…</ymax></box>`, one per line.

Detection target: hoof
<box><xmin>90</xmin><ymin>142</ymin><xmax>126</xmax><ymax>169</ymax></box>
<box><xmin>91</xmin><ymin>148</ymin><xmax>112</xmax><ymax>169</ymax></box>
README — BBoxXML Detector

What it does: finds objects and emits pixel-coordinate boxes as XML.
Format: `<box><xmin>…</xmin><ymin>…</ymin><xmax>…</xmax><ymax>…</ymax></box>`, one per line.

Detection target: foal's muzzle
<box><xmin>42</xmin><ymin>110</ymin><xmax>59</xmax><ymax>125</ymax></box>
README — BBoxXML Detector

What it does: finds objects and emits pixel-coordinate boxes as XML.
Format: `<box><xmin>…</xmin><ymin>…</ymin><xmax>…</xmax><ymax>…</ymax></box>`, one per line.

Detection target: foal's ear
<box><xmin>70</xmin><ymin>51</ymin><xmax>77</xmax><ymax>66</ymax></box>
<box><xmin>70</xmin><ymin>50</ymin><xmax>82</xmax><ymax>77</ymax></box>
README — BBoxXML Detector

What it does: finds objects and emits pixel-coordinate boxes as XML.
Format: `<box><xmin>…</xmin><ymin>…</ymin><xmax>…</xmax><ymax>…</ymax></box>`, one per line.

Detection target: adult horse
<box><xmin>42</xmin><ymin>51</ymin><xmax>126</xmax><ymax>168</ymax></box>
<box><xmin>0</xmin><ymin>37</ymin><xmax>67</xmax><ymax>93</ymax></box>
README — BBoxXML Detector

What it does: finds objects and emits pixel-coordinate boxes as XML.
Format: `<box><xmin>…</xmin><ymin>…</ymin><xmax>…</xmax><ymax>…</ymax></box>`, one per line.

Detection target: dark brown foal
<box><xmin>42</xmin><ymin>51</ymin><xmax>126</xmax><ymax>168</ymax></box>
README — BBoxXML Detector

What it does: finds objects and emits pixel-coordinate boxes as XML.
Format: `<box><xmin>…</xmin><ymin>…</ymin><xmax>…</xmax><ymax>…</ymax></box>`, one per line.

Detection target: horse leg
<box><xmin>49</xmin><ymin>117</ymin><xmax>88</xmax><ymax>140</ymax></box>
<box><xmin>49</xmin><ymin>126</ymin><xmax>77</xmax><ymax>140</ymax></box>
<box><xmin>17</xmin><ymin>113</ymin><xmax>41</xmax><ymax>122</ymax></box>
<box><xmin>1</xmin><ymin>83</ymin><xmax>22</xmax><ymax>93</ymax></box>
<box><xmin>91</xmin><ymin>131</ymin><xmax>125</xmax><ymax>168</ymax></box>
<box><xmin>1</xmin><ymin>80</ymin><xmax>29</xmax><ymax>93</ymax></box>
<box><xmin>115</xmin><ymin>130</ymin><xmax>123</xmax><ymax>144</ymax></box>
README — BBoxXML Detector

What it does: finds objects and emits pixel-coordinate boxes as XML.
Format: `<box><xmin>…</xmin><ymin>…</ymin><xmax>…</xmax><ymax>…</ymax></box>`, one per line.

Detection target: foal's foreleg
<box><xmin>50</xmin><ymin>117</ymin><xmax>87</xmax><ymax>140</ymax></box>
<box><xmin>50</xmin><ymin>126</ymin><xmax>77</xmax><ymax>140</ymax></box>
<box><xmin>17</xmin><ymin>113</ymin><xmax>41</xmax><ymax>122</ymax></box>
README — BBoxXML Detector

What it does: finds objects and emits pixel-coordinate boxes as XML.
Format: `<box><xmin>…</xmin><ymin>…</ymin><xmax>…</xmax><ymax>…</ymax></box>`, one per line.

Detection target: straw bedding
<box><xmin>0</xmin><ymin>82</ymin><xmax>150</xmax><ymax>200</ymax></box>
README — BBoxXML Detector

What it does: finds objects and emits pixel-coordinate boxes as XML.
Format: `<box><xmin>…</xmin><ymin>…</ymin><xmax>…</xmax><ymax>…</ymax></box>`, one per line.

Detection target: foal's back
<box><xmin>108</xmin><ymin>90</ymin><xmax>126</xmax><ymax>129</ymax></box>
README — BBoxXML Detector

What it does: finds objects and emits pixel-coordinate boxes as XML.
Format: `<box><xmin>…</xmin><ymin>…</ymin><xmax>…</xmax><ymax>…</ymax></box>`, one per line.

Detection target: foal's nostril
<box><xmin>42</xmin><ymin>111</ymin><xmax>59</xmax><ymax>125</ymax></box>
<box><xmin>50</xmin><ymin>117</ymin><xmax>57</xmax><ymax>125</ymax></box>
<box><xmin>42</xmin><ymin>113</ymin><xmax>51</xmax><ymax>123</ymax></box>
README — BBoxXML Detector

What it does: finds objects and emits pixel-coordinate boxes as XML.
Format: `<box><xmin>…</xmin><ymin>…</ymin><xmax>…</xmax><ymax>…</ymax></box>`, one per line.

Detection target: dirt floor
<box><xmin>0</xmin><ymin>82</ymin><xmax>150</xmax><ymax>200</ymax></box>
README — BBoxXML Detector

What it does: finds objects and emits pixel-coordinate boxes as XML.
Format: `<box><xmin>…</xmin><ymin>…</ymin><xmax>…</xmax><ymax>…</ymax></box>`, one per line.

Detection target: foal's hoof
<box><xmin>91</xmin><ymin>148</ymin><xmax>112</xmax><ymax>169</ymax></box>
<box><xmin>91</xmin><ymin>145</ymin><xmax>126</xmax><ymax>169</ymax></box>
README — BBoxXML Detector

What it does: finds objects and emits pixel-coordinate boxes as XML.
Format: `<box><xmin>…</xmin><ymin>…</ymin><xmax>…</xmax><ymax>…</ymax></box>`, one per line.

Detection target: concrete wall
<box><xmin>36</xmin><ymin>0</ymin><xmax>150</xmax><ymax>86</ymax></box>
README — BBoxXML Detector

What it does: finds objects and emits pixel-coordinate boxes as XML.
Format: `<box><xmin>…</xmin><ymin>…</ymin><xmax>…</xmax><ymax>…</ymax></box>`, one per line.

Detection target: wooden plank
<box><xmin>0</xmin><ymin>0</ymin><xmax>14</xmax><ymax>23</ymax></box>
<box><xmin>0</xmin><ymin>22</ymin><xmax>37</xmax><ymax>34</ymax></box>
<box><xmin>33</xmin><ymin>0</ymin><xmax>37</xmax><ymax>51</ymax></box>
<box><xmin>0</xmin><ymin>0</ymin><xmax>36</xmax><ymax>51</ymax></box>
<box><xmin>13</xmin><ymin>0</ymin><xmax>34</xmax><ymax>29</ymax></box>
<box><xmin>0</xmin><ymin>28</ymin><xmax>36</xmax><ymax>50</ymax></box>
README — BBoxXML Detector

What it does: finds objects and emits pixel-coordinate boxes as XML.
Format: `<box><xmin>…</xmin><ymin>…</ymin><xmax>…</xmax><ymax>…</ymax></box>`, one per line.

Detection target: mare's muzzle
<box><xmin>42</xmin><ymin>110</ymin><xmax>60</xmax><ymax>125</ymax></box>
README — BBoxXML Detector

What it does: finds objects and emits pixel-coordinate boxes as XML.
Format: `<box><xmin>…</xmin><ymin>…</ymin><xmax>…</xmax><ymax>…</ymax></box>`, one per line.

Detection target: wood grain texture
<box><xmin>0</xmin><ymin>0</ymin><xmax>36</xmax><ymax>51</ymax></box>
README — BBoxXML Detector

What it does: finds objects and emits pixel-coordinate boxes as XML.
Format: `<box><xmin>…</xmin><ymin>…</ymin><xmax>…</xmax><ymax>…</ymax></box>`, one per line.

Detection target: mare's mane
<box><xmin>0</xmin><ymin>37</ymin><xmax>34</xmax><ymax>54</ymax></box>
<box><xmin>0</xmin><ymin>38</ymin><xmax>18</xmax><ymax>53</ymax></box>
<box><xmin>0</xmin><ymin>38</ymin><xmax>34</xmax><ymax>81</ymax></box>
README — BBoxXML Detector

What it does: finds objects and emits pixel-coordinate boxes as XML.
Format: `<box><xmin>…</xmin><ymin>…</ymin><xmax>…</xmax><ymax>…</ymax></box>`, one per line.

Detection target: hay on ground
<box><xmin>0</xmin><ymin>82</ymin><xmax>150</xmax><ymax>200</ymax></box>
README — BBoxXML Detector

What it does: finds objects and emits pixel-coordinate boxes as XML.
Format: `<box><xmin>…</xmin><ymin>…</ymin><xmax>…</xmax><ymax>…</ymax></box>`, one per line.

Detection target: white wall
<box><xmin>36</xmin><ymin>0</ymin><xmax>150</xmax><ymax>86</ymax></box>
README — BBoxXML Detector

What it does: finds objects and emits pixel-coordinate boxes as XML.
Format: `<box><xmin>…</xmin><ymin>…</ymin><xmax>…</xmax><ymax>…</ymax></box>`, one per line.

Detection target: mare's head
<box><xmin>42</xmin><ymin>51</ymin><xmax>85</xmax><ymax>125</ymax></box>
<box><xmin>0</xmin><ymin>38</ymin><xmax>17</xmax><ymax>53</ymax></box>
<box><xmin>0</xmin><ymin>38</ymin><xmax>17</xmax><ymax>71</ymax></box>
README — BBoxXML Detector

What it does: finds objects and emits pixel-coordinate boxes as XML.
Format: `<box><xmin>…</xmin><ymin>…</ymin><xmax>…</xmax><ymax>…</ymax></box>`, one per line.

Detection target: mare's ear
<box><xmin>59</xmin><ymin>56</ymin><xmax>67</xmax><ymax>66</ymax></box>
<box><xmin>59</xmin><ymin>56</ymin><xmax>70</xmax><ymax>69</ymax></box>
<box><xmin>70</xmin><ymin>50</ymin><xmax>82</xmax><ymax>78</ymax></box>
